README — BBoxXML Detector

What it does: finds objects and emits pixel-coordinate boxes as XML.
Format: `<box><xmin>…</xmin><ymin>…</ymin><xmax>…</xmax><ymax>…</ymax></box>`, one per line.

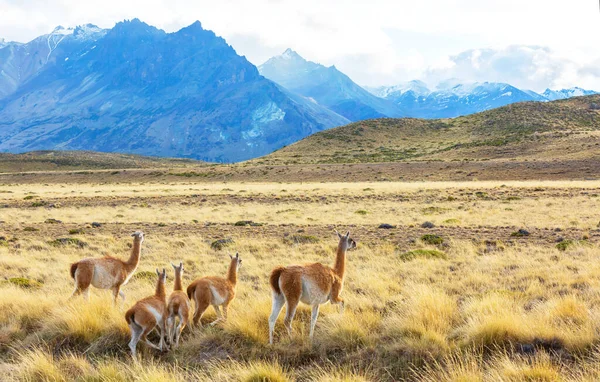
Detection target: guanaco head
<box><xmin>171</xmin><ymin>262</ymin><xmax>184</xmax><ymax>274</ymax></box>
<box><xmin>335</xmin><ymin>230</ymin><xmax>357</xmax><ymax>251</ymax></box>
<box><xmin>229</xmin><ymin>252</ymin><xmax>242</xmax><ymax>270</ymax></box>
<box><xmin>131</xmin><ymin>231</ymin><xmax>145</xmax><ymax>243</ymax></box>
<box><xmin>156</xmin><ymin>268</ymin><xmax>167</xmax><ymax>283</ymax></box>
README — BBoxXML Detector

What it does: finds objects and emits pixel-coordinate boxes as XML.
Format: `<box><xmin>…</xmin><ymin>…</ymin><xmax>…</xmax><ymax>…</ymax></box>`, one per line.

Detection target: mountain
<box><xmin>258</xmin><ymin>49</ymin><xmax>403</xmax><ymax>121</ymax></box>
<box><xmin>367</xmin><ymin>80</ymin><xmax>431</xmax><ymax>100</ymax></box>
<box><xmin>260</xmin><ymin>94</ymin><xmax>600</xmax><ymax>165</ymax></box>
<box><xmin>0</xmin><ymin>25</ymin><xmax>106</xmax><ymax>99</ymax></box>
<box><xmin>372</xmin><ymin>81</ymin><xmax>598</xmax><ymax>119</ymax></box>
<box><xmin>372</xmin><ymin>81</ymin><xmax>548</xmax><ymax>119</ymax></box>
<box><xmin>0</xmin><ymin>20</ymin><xmax>347</xmax><ymax>162</ymax></box>
<box><xmin>542</xmin><ymin>87</ymin><xmax>598</xmax><ymax>101</ymax></box>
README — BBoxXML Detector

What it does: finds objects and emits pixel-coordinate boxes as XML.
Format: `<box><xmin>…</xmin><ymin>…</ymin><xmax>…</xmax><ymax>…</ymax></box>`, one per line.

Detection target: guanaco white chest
<box><xmin>90</xmin><ymin>265</ymin><xmax>120</xmax><ymax>289</ymax></box>
<box><xmin>209</xmin><ymin>284</ymin><xmax>227</xmax><ymax>305</ymax></box>
<box><xmin>300</xmin><ymin>276</ymin><xmax>331</xmax><ymax>305</ymax></box>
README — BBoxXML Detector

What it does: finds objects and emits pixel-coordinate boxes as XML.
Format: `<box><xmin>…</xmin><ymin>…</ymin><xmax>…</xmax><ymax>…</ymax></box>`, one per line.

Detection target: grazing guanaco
<box><xmin>268</xmin><ymin>231</ymin><xmax>356</xmax><ymax>344</ymax></box>
<box><xmin>124</xmin><ymin>268</ymin><xmax>169</xmax><ymax>361</ymax></box>
<box><xmin>167</xmin><ymin>262</ymin><xmax>190</xmax><ymax>348</ymax></box>
<box><xmin>187</xmin><ymin>253</ymin><xmax>242</xmax><ymax>327</ymax></box>
<box><xmin>69</xmin><ymin>231</ymin><xmax>144</xmax><ymax>303</ymax></box>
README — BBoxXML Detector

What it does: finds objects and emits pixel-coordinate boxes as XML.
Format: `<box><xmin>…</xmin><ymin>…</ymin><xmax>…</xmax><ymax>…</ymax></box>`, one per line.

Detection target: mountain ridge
<box><xmin>258</xmin><ymin>49</ymin><xmax>403</xmax><ymax>121</ymax></box>
<box><xmin>0</xmin><ymin>20</ymin><xmax>347</xmax><ymax>162</ymax></box>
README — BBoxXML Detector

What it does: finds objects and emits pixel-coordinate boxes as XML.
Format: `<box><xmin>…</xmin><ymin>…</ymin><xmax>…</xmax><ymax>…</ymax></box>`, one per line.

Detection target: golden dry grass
<box><xmin>2</xmin><ymin>180</ymin><xmax>600</xmax><ymax>380</ymax></box>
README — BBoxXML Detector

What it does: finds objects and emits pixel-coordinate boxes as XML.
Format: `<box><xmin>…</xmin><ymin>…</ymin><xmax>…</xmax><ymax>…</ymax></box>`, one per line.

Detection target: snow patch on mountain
<box><xmin>542</xmin><ymin>87</ymin><xmax>598</xmax><ymax>101</ymax></box>
<box><xmin>252</xmin><ymin>102</ymin><xmax>285</xmax><ymax>124</ymax></box>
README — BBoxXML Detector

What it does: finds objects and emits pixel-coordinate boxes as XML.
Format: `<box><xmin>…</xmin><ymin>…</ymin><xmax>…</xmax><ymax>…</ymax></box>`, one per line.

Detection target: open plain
<box><xmin>2</xmin><ymin>171</ymin><xmax>600</xmax><ymax>381</ymax></box>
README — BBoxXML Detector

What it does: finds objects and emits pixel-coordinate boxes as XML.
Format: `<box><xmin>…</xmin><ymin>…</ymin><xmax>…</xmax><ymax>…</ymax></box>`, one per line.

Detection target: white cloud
<box><xmin>1</xmin><ymin>0</ymin><xmax>599</xmax><ymax>90</ymax></box>
<box><xmin>422</xmin><ymin>46</ymin><xmax>577</xmax><ymax>92</ymax></box>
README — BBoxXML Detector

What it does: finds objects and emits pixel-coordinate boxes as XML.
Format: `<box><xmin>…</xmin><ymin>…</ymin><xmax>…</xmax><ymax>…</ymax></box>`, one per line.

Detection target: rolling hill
<box><xmin>258</xmin><ymin>95</ymin><xmax>600</xmax><ymax>165</ymax></box>
<box><xmin>0</xmin><ymin>151</ymin><xmax>203</xmax><ymax>172</ymax></box>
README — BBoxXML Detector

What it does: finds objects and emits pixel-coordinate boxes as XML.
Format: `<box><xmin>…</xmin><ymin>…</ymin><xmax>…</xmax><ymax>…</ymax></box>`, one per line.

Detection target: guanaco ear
<box><xmin>229</xmin><ymin>253</ymin><xmax>233</xmax><ymax>260</ymax></box>
<box><xmin>162</xmin><ymin>268</ymin><xmax>167</xmax><ymax>277</ymax></box>
<box><xmin>179</xmin><ymin>262</ymin><xmax>183</xmax><ymax>269</ymax></box>
<box><xmin>171</xmin><ymin>262</ymin><xmax>176</xmax><ymax>269</ymax></box>
<box><xmin>345</xmin><ymin>231</ymin><xmax>350</xmax><ymax>238</ymax></box>
<box><xmin>235</xmin><ymin>252</ymin><xmax>239</xmax><ymax>259</ymax></box>
<box><xmin>155</xmin><ymin>268</ymin><xmax>160</xmax><ymax>276</ymax></box>
<box><xmin>335</xmin><ymin>229</ymin><xmax>342</xmax><ymax>239</ymax></box>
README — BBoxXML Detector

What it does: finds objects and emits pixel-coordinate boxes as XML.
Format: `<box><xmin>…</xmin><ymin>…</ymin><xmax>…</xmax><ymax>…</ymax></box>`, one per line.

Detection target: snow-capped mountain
<box><xmin>542</xmin><ymin>87</ymin><xmax>598</xmax><ymax>101</ymax></box>
<box><xmin>367</xmin><ymin>80</ymin><xmax>431</xmax><ymax>100</ymax></box>
<box><xmin>0</xmin><ymin>38</ymin><xmax>17</xmax><ymax>49</ymax></box>
<box><xmin>0</xmin><ymin>24</ymin><xmax>107</xmax><ymax>99</ymax></box>
<box><xmin>259</xmin><ymin>49</ymin><xmax>403</xmax><ymax>121</ymax></box>
<box><xmin>0</xmin><ymin>20</ymin><xmax>347</xmax><ymax>162</ymax></box>
<box><xmin>372</xmin><ymin>81</ymin><xmax>597</xmax><ymax>119</ymax></box>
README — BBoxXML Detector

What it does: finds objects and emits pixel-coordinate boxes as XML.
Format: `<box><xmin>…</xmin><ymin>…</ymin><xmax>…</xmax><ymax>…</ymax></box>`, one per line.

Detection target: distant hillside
<box><xmin>258</xmin><ymin>95</ymin><xmax>600</xmax><ymax>165</ymax></box>
<box><xmin>259</xmin><ymin>49</ymin><xmax>402</xmax><ymax>121</ymax></box>
<box><xmin>0</xmin><ymin>151</ymin><xmax>202</xmax><ymax>172</ymax></box>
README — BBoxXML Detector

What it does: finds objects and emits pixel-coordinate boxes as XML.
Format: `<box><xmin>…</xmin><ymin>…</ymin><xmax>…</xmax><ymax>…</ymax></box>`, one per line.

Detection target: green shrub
<box><xmin>442</xmin><ymin>218</ymin><xmax>460</xmax><ymax>225</ymax></box>
<box><xmin>211</xmin><ymin>238</ymin><xmax>234</xmax><ymax>250</ymax></box>
<box><xmin>48</xmin><ymin>238</ymin><xmax>88</xmax><ymax>248</ymax></box>
<box><xmin>354</xmin><ymin>210</ymin><xmax>368</xmax><ymax>215</ymax></box>
<box><xmin>234</xmin><ymin>221</ymin><xmax>264</xmax><ymax>227</ymax></box>
<box><xmin>421</xmin><ymin>234</ymin><xmax>444</xmax><ymax>245</ymax></box>
<box><xmin>131</xmin><ymin>271</ymin><xmax>157</xmax><ymax>282</ymax></box>
<box><xmin>556</xmin><ymin>240</ymin><xmax>590</xmax><ymax>251</ymax></box>
<box><xmin>284</xmin><ymin>235</ymin><xmax>320</xmax><ymax>245</ymax></box>
<box><xmin>23</xmin><ymin>227</ymin><xmax>39</xmax><ymax>232</ymax></box>
<box><xmin>421</xmin><ymin>206</ymin><xmax>447</xmax><ymax>215</ymax></box>
<box><xmin>31</xmin><ymin>201</ymin><xmax>47</xmax><ymax>207</ymax></box>
<box><xmin>6</xmin><ymin>277</ymin><xmax>43</xmax><ymax>289</ymax></box>
<box><xmin>510</xmin><ymin>229</ymin><xmax>530</xmax><ymax>237</ymax></box>
<box><xmin>399</xmin><ymin>249</ymin><xmax>447</xmax><ymax>261</ymax></box>
<box><xmin>68</xmin><ymin>228</ymin><xmax>85</xmax><ymax>235</ymax></box>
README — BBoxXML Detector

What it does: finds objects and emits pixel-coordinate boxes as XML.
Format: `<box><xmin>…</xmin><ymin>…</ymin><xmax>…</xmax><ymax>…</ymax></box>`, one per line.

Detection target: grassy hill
<box><xmin>0</xmin><ymin>151</ymin><xmax>203</xmax><ymax>172</ymax></box>
<box><xmin>257</xmin><ymin>95</ymin><xmax>600</xmax><ymax>165</ymax></box>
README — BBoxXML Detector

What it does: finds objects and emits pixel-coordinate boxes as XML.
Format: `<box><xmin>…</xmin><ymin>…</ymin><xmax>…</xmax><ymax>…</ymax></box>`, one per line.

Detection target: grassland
<box><xmin>3</xmin><ymin>177</ymin><xmax>600</xmax><ymax>381</ymax></box>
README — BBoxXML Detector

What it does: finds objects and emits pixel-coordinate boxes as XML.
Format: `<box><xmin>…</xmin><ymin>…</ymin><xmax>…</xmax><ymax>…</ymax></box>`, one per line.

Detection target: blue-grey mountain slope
<box><xmin>0</xmin><ymin>20</ymin><xmax>347</xmax><ymax>162</ymax></box>
<box><xmin>258</xmin><ymin>49</ymin><xmax>403</xmax><ymax>121</ymax></box>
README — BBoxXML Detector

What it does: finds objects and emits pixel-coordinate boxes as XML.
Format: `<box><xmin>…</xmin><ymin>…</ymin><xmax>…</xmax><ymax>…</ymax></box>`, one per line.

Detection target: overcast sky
<box><xmin>2</xmin><ymin>0</ymin><xmax>600</xmax><ymax>91</ymax></box>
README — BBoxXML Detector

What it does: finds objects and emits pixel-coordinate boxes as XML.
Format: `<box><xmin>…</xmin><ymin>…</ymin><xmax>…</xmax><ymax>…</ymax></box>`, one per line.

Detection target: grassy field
<box><xmin>2</xmin><ymin>178</ymin><xmax>600</xmax><ymax>381</ymax></box>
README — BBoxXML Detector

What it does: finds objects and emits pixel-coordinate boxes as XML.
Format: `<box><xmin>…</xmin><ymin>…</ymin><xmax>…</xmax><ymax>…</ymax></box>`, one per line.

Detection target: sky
<box><xmin>1</xmin><ymin>0</ymin><xmax>600</xmax><ymax>91</ymax></box>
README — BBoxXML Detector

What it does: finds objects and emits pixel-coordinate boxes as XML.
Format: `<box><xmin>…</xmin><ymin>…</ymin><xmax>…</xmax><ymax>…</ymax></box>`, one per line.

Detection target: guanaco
<box><xmin>268</xmin><ymin>231</ymin><xmax>356</xmax><ymax>344</ymax></box>
<box><xmin>124</xmin><ymin>268</ymin><xmax>169</xmax><ymax>361</ymax></box>
<box><xmin>69</xmin><ymin>231</ymin><xmax>144</xmax><ymax>303</ymax></box>
<box><xmin>167</xmin><ymin>262</ymin><xmax>190</xmax><ymax>348</ymax></box>
<box><xmin>187</xmin><ymin>253</ymin><xmax>242</xmax><ymax>327</ymax></box>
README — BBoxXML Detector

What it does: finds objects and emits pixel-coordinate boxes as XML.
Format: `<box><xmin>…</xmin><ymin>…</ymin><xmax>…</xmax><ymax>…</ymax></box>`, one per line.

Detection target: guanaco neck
<box><xmin>155</xmin><ymin>277</ymin><xmax>166</xmax><ymax>300</ymax></box>
<box><xmin>333</xmin><ymin>242</ymin><xmax>346</xmax><ymax>280</ymax></box>
<box><xmin>227</xmin><ymin>259</ymin><xmax>238</xmax><ymax>286</ymax></box>
<box><xmin>174</xmin><ymin>270</ymin><xmax>183</xmax><ymax>291</ymax></box>
<box><xmin>125</xmin><ymin>239</ymin><xmax>142</xmax><ymax>272</ymax></box>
